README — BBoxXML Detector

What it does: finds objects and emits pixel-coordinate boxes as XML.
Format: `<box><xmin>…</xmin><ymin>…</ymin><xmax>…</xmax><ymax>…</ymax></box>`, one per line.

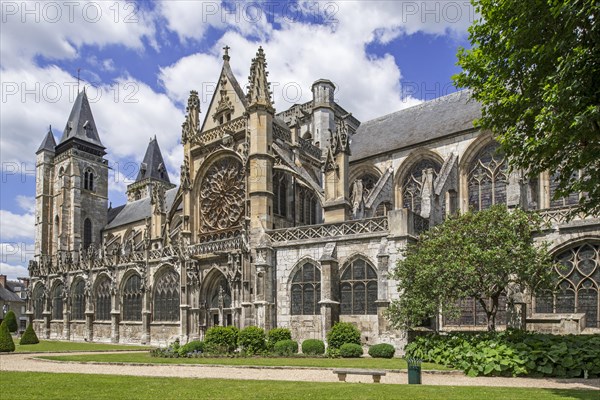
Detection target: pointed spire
<box><xmin>36</xmin><ymin>125</ymin><xmax>57</xmax><ymax>154</ymax></box>
<box><xmin>247</xmin><ymin>46</ymin><xmax>273</xmax><ymax>110</ymax></box>
<box><xmin>59</xmin><ymin>90</ymin><xmax>104</xmax><ymax>149</ymax></box>
<box><xmin>135</xmin><ymin>136</ymin><xmax>171</xmax><ymax>184</ymax></box>
<box><xmin>223</xmin><ymin>45</ymin><xmax>231</xmax><ymax>62</ymax></box>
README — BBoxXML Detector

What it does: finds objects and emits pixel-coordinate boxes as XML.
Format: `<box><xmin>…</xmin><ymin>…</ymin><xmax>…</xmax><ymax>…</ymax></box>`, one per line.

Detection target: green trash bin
<box><xmin>407</xmin><ymin>357</ymin><xmax>422</xmax><ymax>384</ymax></box>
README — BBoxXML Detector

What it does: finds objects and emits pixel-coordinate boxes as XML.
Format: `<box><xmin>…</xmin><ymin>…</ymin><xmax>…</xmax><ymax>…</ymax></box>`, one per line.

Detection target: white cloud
<box><xmin>0</xmin><ymin>1</ymin><xmax>158</xmax><ymax>69</ymax></box>
<box><xmin>0</xmin><ymin>209</ymin><xmax>35</xmax><ymax>241</ymax></box>
<box><xmin>0</xmin><ymin>262</ymin><xmax>29</xmax><ymax>280</ymax></box>
<box><xmin>16</xmin><ymin>195</ymin><xmax>35</xmax><ymax>214</ymax></box>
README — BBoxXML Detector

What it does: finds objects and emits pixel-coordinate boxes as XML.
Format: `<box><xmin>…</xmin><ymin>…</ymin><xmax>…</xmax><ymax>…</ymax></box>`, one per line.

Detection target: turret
<box><xmin>34</xmin><ymin>127</ymin><xmax>57</xmax><ymax>258</ymax></box>
<box><xmin>311</xmin><ymin>79</ymin><xmax>336</xmax><ymax>149</ymax></box>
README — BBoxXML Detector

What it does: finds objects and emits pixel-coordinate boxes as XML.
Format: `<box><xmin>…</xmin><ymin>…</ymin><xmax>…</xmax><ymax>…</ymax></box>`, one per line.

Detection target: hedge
<box><xmin>238</xmin><ymin>326</ymin><xmax>266</xmax><ymax>355</ymax></box>
<box><xmin>204</xmin><ymin>326</ymin><xmax>239</xmax><ymax>354</ymax></box>
<box><xmin>301</xmin><ymin>339</ymin><xmax>325</xmax><ymax>355</ymax></box>
<box><xmin>339</xmin><ymin>343</ymin><xmax>363</xmax><ymax>358</ymax></box>
<box><xmin>273</xmin><ymin>339</ymin><xmax>298</xmax><ymax>356</ymax></box>
<box><xmin>3</xmin><ymin>310</ymin><xmax>18</xmax><ymax>333</ymax></box>
<box><xmin>368</xmin><ymin>343</ymin><xmax>395</xmax><ymax>359</ymax></box>
<box><xmin>19</xmin><ymin>323</ymin><xmax>39</xmax><ymax>345</ymax></box>
<box><xmin>326</xmin><ymin>322</ymin><xmax>361</xmax><ymax>349</ymax></box>
<box><xmin>267</xmin><ymin>328</ymin><xmax>292</xmax><ymax>350</ymax></box>
<box><xmin>178</xmin><ymin>340</ymin><xmax>205</xmax><ymax>356</ymax></box>
<box><xmin>0</xmin><ymin>321</ymin><xmax>15</xmax><ymax>352</ymax></box>
<box><xmin>405</xmin><ymin>330</ymin><xmax>600</xmax><ymax>378</ymax></box>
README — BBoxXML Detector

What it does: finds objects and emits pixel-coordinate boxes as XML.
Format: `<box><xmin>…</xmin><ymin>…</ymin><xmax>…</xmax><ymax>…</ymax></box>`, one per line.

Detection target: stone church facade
<box><xmin>28</xmin><ymin>47</ymin><xmax>600</xmax><ymax>348</ymax></box>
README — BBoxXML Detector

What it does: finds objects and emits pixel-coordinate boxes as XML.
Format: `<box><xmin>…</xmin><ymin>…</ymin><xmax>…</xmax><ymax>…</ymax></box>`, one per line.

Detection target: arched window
<box><xmin>153</xmin><ymin>270</ymin><xmax>180</xmax><ymax>322</ymax></box>
<box><xmin>549</xmin><ymin>172</ymin><xmax>579</xmax><ymax>208</ymax></box>
<box><xmin>375</xmin><ymin>201</ymin><xmax>392</xmax><ymax>217</ymax></box>
<box><xmin>95</xmin><ymin>277</ymin><xmax>111</xmax><ymax>321</ymax></box>
<box><xmin>298</xmin><ymin>187</ymin><xmax>317</xmax><ymax>225</ymax></box>
<box><xmin>122</xmin><ymin>274</ymin><xmax>142</xmax><ymax>321</ymax></box>
<box><xmin>468</xmin><ymin>142</ymin><xmax>508</xmax><ymax>210</ymax></box>
<box><xmin>401</xmin><ymin>159</ymin><xmax>442</xmax><ymax>216</ymax></box>
<box><xmin>51</xmin><ymin>282</ymin><xmax>64</xmax><ymax>320</ymax></box>
<box><xmin>536</xmin><ymin>243</ymin><xmax>599</xmax><ymax>328</ymax></box>
<box><xmin>33</xmin><ymin>285</ymin><xmax>44</xmax><ymax>319</ymax></box>
<box><xmin>273</xmin><ymin>172</ymin><xmax>287</xmax><ymax>217</ymax></box>
<box><xmin>84</xmin><ymin>168</ymin><xmax>94</xmax><ymax>191</ymax></box>
<box><xmin>83</xmin><ymin>218</ymin><xmax>92</xmax><ymax>249</ymax></box>
<box><xmin>71</xmin><ymin>280</ymin><xmax>86</xmax><ymax>320</ymax></box>
<box><xmin>340</xmin><ymin>258</ymin><xmax>377</xmax><ymax>315</ymax></box>
<box><xmin>291</xmin><ymin>262</ymin><xmax>321</xmax><ymax>315</ymax></box>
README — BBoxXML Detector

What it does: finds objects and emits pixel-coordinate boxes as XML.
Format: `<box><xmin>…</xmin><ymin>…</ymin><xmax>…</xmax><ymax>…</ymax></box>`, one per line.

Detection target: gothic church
<box><xmin>28</xmin><ymin>47</ymin><xmax>600</xmax><ymax>348</ymax></box>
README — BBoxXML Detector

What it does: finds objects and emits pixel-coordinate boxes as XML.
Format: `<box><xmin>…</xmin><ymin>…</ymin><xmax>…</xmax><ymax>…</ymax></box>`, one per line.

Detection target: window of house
<box><xmin>273</xmin><ymin>172</ymin><xmax>287</xmax><ymax>217</ymax></box>
<box><xmin>51</xmin><ymin>282</ymin><xmax>64</xmax><ymax>320</ymax></box>
<box><xmin>468</xmin><ymin>142</ymin><xmax>508</xmax><ymax>211</ymax></box>
<box><xmin>95</xmin><ymin>277</ymin><xmax>111</xmax><ymax>321</ymax></box>
<box><xmin>153</xmin><ymin>270</ymin><xmax>180</xmax><ymax>322</ymax></box>
<box><xmin>535</xmin><ymin>243</ymin><xmax>599</xmax><ymax>328</ymax></box>
<box><xmin>84</xmin><ymin>168</ymin><xmax>95</xmax><ymax>191</ymax></box>
<box><xmin>71</xmin><ymin>279</ymin><xmax>86</xmax><ymax>320</ymax></box>
<box><xmin>549</xmin><ymin>172</ymin><xmax>580</xmax><ymax>208</ymax></box>
<box><xmin>340</xmin><ymin>259</ymin><xmax>378</xmax><ymax>315</ymax></box>
<box><xmin>291</xmin><ymin>262</ymin><xmax>321</xmax><ymax>315</ymax></box>
<box><xmin>122</xmin><ymin>274</ymin><xmax>142</xmax><ymax>321</ymax></box>
<box><xmin>402</xmin><ymin>159</ymin><xmax>442</xmax><ymax>215</ymax></box>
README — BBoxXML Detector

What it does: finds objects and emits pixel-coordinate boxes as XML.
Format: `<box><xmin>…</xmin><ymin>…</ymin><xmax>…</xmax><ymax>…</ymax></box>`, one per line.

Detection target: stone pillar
<box><xmin>85</xmin><ymin>310</ymin><xmax>94</xmax><ymax>342</ymax></box>
<box><xmin>322</xmin><ymin>120</ymin><xmax>352</xmax><ymax>223</ymax></box>
<box><xmin>376</xmin><ymin>239</ymin><xmax>391</xmax><ymax>334</ymax></box>
<box><xmin>63</xmin><ymin>308</ymin><xmax>71</xmax><ymax>340</ymax></box>
<box><xmin>420</xmin><ymin>168</ymin><xmax>434</xmax><ymax>219</ymax></box>
<box><xmin>254</xmin><ymin>244</ymin><xmax>274</xmax><ymax>330</ymax></box>
<box><xmin>319</xmin><ymin>243</ymin><xmax>340</xmax><ymax>338</ymax></box>
<box><xmin>506</xmin><ymin>170</ymin><xmax>522</xmax><ymax>207</ymax></box>
<box><xmin>42</xmin><ymin>311</ymin><xmax>51</xmax><ymax>339</ymax></box>
<box><xmin>110</xmin><ymin>311</ymin><xmax>120</xmax><ymax>343</ymax></box>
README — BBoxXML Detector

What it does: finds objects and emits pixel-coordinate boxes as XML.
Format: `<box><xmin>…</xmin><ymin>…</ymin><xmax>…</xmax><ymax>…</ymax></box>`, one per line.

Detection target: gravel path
<box><xmin>1</xmin><ymin>351</ymin><xmax>598</xmax><ymax>390</ymax></box>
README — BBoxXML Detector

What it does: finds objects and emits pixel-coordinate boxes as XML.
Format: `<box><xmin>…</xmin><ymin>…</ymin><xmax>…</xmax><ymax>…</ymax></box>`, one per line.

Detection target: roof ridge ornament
<box><xmin>223</xmin><ymin>45</ymin><xmax>231</xmax><ymax>62</ymax></box>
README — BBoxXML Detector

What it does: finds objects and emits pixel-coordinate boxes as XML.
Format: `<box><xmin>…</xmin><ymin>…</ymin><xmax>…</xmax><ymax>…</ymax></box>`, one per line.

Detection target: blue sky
<box><xmin>0</xmin><ymin>0</ymin><xmax>473</xmax><ymax>279</ymax></box>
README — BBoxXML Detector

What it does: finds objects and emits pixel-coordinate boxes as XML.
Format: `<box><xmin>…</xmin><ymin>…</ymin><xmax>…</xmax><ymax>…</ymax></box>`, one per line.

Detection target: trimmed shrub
<box><xmin>405</xmin><ymin>330</ymin><xmax>600</xmax><ymax>378</ymax></box>
<box><xmin>267</xmin><ymin>328</ymin><xmax>292</xmax><ymax>350</ymax></box>
<box><xmin>0</xmin><ymin>321</ymin><xmax>15</xmax><ymax>352</ymax></box>
<box><xmin>368</xmin><ymin>343</ymin><xmax>395</xmax><ymax>359</ymax></box>
<box><xmin>178</xmin><ymin>340</ymin><xmax>205</xmax><ymax>356</ymax></box>
<box><xmin>3</xmin><ymin>310</ymin><xmax>18</xmax><ymax>333</ymax></box>
<box><xmin>326</xmin><ymin>322</ymin><xmax>361</xmax><ymax>349</ymax></box>
<box><xmin>19</xmin><ymin>323</ymin><xmax>39</xmax><ymax>345</ymax></box>
<box><xmin>204</xmin><ymin>326</ymin><xmax>239</xmax><ymax>354</ymax></box>
<box><xmin>238</xmin><ymin>326</ymin><xmax>266</xmax><ymax>355</ymax></box>
<box><xmin>273</xmin><ymin>339</ymin><xmax>298</xmax><ymax>356</ymax></box>
<box><xmin>339</xmin><ymin>343</ymin><xmax>363</xmax><ymax>358</ymax></box>
<box><xmin>302</xmin><ymin>339</ymin><xmax>325</xmax><ymax>355</ymax></box>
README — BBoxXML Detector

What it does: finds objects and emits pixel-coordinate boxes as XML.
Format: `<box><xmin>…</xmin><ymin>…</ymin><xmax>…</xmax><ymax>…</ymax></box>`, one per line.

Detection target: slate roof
<box><xmin>135</xmin><ymin>137</ymin><xmax>171</xmax><ymax>183</ymax></box>
<box><xmin>58</xmin><ymin>90</ymin><xmax>105</xmax><ymax>148</ymax></box>
<box><xmin>36</xmin><ymin>127</ymin><xmax>57</xmax><ymax>153</ymax></box>
<box><xmin>104</xmin><ymin>187</ymin><xmax>179</xmax><ymax>229</ymax></box>
<box><xmin>0</xmin><ymin>286</ymin><xmax>24</xmax><ymax>303</ymax></box>
<box><xmin>350</xmin><ymin>90</ymin><xmax>481</xmax><ymax>161</ymax></box>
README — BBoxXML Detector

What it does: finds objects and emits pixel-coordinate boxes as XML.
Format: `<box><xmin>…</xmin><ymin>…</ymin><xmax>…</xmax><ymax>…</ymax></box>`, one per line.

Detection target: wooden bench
<box><xmin>333</xmin><ymin>369</ymin><xmax>387</xmax><ymax>383</ymax></box>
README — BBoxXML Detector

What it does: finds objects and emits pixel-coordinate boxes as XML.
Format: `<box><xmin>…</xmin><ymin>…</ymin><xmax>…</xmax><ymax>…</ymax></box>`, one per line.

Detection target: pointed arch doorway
<box><xmin>201</xmin><ymin>269</ymin><xmax>234</xmax><ymax>328</ymax></box>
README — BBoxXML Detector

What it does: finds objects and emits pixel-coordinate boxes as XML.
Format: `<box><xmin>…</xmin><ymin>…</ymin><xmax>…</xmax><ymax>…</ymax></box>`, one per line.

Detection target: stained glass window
<box><xmin>402</xmin><ymin>159</ymin><xmax>442</xmax><ymax>215</ymax></box>
<box><xmin>122</xmin><ymin>274</ymin><xmax>142</xmax><ymax>321</ymax></box>
<box><xmin>443</xmin><ymin>294</ymin><xmax>507</xmax><ymax>326</ymax></box>
<box><xmin>153</xmin><ymin>270</ymin><xmax>180</xmax><ymax>321</ymax></box>
<box><xmin>33</xmin><ymin>285</ymin><xmax>44</xmax><ymax>319</ymax></box>
<box><xmin>468</xmin><ymin>142</ymin><xmax>508</xmax><ymax>211</ymax></box>
<box><xmin>291</xmin><ymin>262</ymin><xmax>321</xmax><ymax>315</ymax></box>
<box><xmin>549</xmin><ymin>172</ymin><xmax>579</xmax><ymax>207</ymax></box>
<box><xmin>71</xmin><ymin>279</ymin><xmax>86</xmax><ymax>320</ymax></box>
<box><xmin>340</xmin><ymin>259</ymin><xmax>378</xmax><ymax>315</ymax></box>
<box><xmin>273</xmin><ymin>172</ymin><xmax>288</xmax><ymax>217</ymax></box>
<box><xmin>95</xmin><ymin>277</ymin><xmax>111</xmax><ymax>321</ymax></box>
<box><xmin>51</xmin><ymin>282</ymin><xmax>64</xmax><ymax>320</ymax></box>
<box><xmin>535</xmin><ymin>243</ymin><xmax>600</xmax><ymax>328</ymax></box>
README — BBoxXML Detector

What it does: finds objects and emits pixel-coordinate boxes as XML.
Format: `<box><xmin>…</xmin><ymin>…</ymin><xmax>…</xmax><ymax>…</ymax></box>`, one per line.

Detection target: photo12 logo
<box><xmin>1</xmin><ymin>81</ymin><xmax>139</xmax><ymax>104</ymax></box>
<box><xmin>1</xmin><ymin>1</ymin><xmax>139</xmax><ymax>24</ymax></box>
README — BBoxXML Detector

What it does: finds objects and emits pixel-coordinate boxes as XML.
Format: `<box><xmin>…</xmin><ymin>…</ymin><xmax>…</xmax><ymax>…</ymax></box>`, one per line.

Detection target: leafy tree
<box><xmin>3</xmin><ymin>310</ymin><xmax>18</xmax><ymax>333</ymax></box>
<box><xmin>0</xmin><ymin>321</ymin><xmax>15</xmax><ymax>352</ymax></box>
<box><xmin>454</xmin><ymin>0</ymin><xmax>600</xmax><ymax>215</ymax></box>
<box><xmin>386</xmin><ymin>206</ymin><xmax>555</xmax><ymax>331</ymax></box>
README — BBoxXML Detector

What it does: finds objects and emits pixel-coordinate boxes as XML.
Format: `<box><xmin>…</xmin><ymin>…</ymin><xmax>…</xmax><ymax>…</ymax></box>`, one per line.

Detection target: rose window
<box><xmin>200</xmin><ymin>157</ymin><xmax>245</xmax><ymax>231</ymax></box>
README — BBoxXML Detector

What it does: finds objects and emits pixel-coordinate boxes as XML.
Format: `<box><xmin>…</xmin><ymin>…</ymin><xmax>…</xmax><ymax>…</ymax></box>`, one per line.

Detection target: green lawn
<box><xmin>40</xmin><ymin>352</ymin><xmax>449</xmax><ymax>370</ymax></box>
<box><xmin>1</xmin><ymin>372</ymin><xmax>596</xmax><ymax>400</ymax></box>
<box><xmin>14</xmin><ymin>340</ymin><xmax>151</xmax><ymax>353</ymax></box>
